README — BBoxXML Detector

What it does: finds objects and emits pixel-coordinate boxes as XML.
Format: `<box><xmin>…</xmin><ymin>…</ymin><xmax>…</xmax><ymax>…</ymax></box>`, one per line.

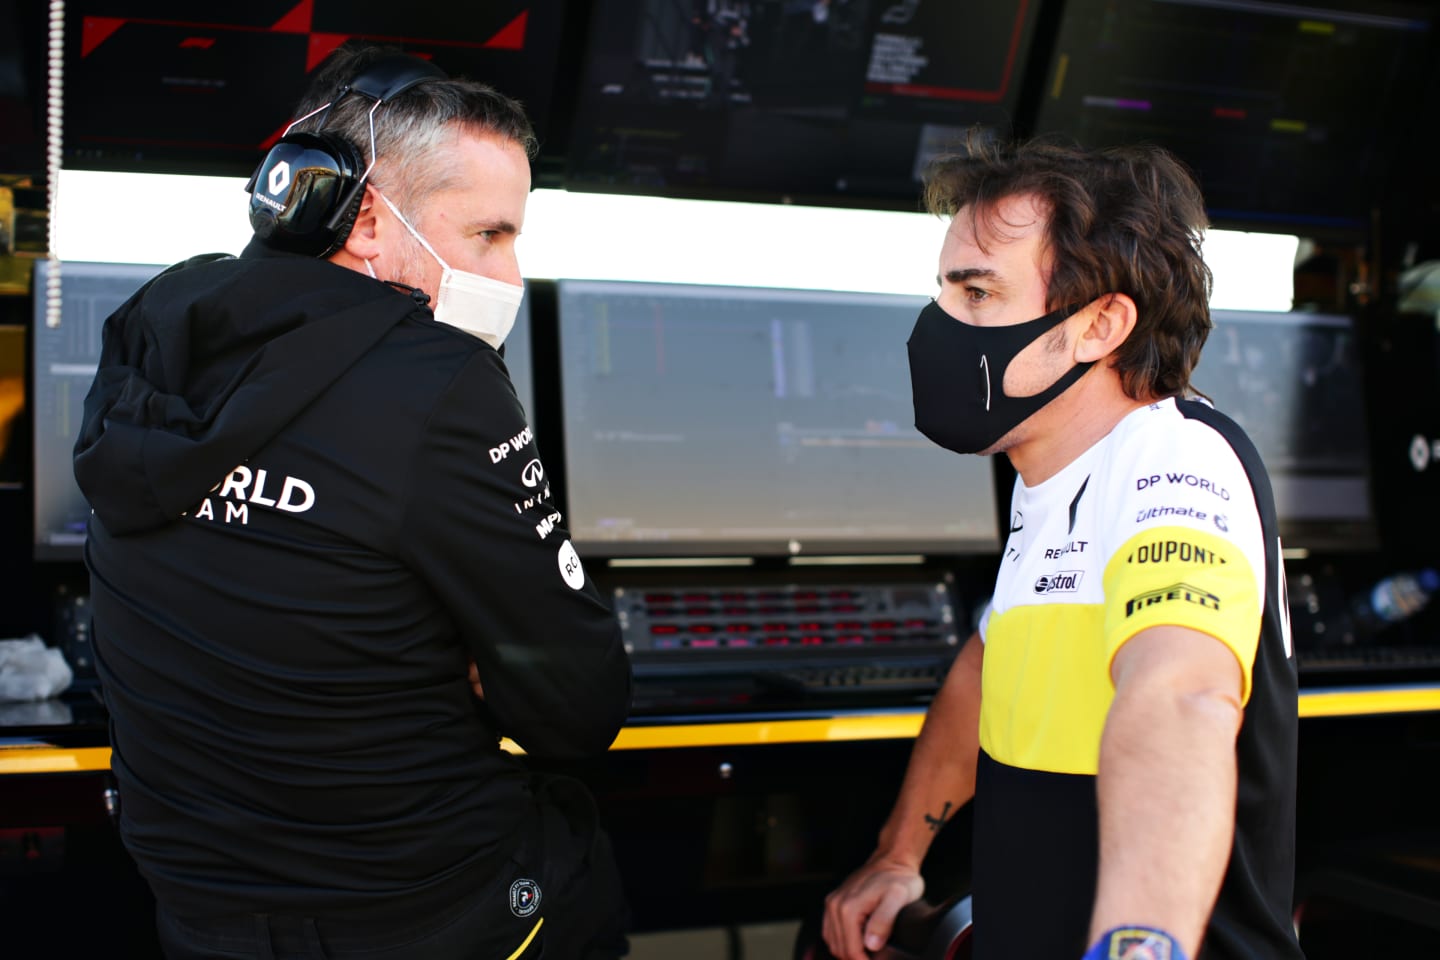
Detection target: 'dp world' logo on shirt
<box><xmin>1124</xmin><ymin>582</ymin><xmax>1221</xmax><ymax>618</ymax></box>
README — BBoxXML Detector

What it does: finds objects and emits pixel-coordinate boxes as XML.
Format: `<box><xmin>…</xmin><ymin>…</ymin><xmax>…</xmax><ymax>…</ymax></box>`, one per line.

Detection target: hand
<box><xmin>822</xmin><ymin>856</ymin><xmax>924</xmax><ymax>960</ymax></box>
<box><xmin>467</xmin><ymin>661</ymin><xmax>486</xmax><ymax>700</ymax></box>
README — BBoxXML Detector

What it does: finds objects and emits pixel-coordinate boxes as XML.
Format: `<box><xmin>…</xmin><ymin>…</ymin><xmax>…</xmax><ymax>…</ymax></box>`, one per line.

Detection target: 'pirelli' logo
<box><xmin>1124</xmin><ymin>582</ymin><xmax>1221</xmax><ymax>618</ymax></box>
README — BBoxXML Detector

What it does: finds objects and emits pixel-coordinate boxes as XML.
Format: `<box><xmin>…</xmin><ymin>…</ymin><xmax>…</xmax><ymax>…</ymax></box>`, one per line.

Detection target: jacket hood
<box><xmin>74</xmin><ymin>241</ymin><xmax>427</xmax><ymax>536</ymax></box>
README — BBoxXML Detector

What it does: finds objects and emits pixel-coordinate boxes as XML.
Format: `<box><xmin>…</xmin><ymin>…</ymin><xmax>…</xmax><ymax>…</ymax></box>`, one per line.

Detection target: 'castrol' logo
<box><xmin>1033</xmin><ymin>571</ymin><xmax>1083</xmax><ymax>594</ymax></box>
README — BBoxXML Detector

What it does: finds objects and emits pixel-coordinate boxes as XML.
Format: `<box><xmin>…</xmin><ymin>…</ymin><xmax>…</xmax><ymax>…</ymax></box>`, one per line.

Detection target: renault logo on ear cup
<box><xmin>249</xmin><ymin>55</ymin><xmax>447</xmax><ymax>257</ymax></box>
<box><xmin>267</xmin><ymin>161</ymin><xmax>292</xmax><ymax>197</ymax></box>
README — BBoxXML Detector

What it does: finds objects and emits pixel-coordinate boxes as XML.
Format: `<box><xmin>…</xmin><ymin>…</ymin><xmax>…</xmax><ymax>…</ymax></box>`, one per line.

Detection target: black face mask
<box><xmin>907</xmin><ymin>299</ymin><xmax>1094</xmax><ymax>455</ymax></box>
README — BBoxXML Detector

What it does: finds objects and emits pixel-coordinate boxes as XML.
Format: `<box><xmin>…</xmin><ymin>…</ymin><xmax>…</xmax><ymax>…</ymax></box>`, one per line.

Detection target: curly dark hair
<box><xmin>924</xmin><ymin>131</ymin><xmax>1214</xmax><ymax>401</ymax></box>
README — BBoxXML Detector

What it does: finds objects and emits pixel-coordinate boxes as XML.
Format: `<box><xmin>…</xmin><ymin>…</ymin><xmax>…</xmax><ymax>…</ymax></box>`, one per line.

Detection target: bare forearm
<box><xmin>824</xmin><ymin>635</ymin><xmax>982</xmax><ymax>960</ymax></box>
<box><xmin>1090</xmin><ymin>682</ymin><xmax>1241</xmax><ymax>955</ymax></box>
<box><xmin>875</xmin><ymin>632</ymin><xmax>983</xmax><ymax>867</ymax></box>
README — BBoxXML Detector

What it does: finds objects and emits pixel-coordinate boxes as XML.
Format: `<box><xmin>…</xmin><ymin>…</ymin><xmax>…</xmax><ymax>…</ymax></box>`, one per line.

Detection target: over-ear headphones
<box><xmin>246</xmin><ymin>54</ymin><xmax>449</xmax><ymax>258</ymax></box>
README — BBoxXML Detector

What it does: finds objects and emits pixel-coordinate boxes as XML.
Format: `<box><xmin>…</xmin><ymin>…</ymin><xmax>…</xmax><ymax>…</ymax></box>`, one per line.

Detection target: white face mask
<box><xmin>376</xmin><ymin>192</ymin><xmax>524</xmax><ymax>349</ymax></box>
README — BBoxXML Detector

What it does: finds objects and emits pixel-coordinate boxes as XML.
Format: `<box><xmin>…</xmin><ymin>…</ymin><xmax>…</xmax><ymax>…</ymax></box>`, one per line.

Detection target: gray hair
<box><xmin>288</xmin><ymin>42</ymin><xmax>537</xmax><ymax>215</ymax></box>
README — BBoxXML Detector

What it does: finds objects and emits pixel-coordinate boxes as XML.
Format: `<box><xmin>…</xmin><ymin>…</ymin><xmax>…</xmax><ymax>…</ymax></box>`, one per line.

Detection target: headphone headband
<box><xmin>346</xmin><ymin>55</ymin><xmax>448</xmax><ymax>104</ymax></box>
<box><xmin>247</xmin><ymin>54</ymin><xmax>449</xmax><ymax>258</ymax></box>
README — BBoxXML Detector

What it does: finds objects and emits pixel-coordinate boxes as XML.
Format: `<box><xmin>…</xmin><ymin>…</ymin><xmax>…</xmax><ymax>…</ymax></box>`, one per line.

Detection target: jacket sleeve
<box><xmin>398</xmin><ymin>348</ymin><xmax>632</xmax><ymax>758</ymax></box>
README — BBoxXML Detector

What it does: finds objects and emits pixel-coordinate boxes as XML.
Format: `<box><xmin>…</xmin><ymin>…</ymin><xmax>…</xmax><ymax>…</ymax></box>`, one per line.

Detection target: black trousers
<box><xmin>155</xmin><ymin>777</ymin><xmax>629</xmax><ymax>960</ymax></box>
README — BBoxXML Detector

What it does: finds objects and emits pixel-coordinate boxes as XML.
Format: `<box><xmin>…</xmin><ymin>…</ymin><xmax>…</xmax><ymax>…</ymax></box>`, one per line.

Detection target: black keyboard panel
<box><xmin>1299</xmin><ymin>644</ymin><xmax>1440</xmax><ymax>674</ymax></box>
<box><xmin>614</xmin><ymin>580</ymin><xmax>961</xmax><ymax>679</ymax></box>
<box><xmin>755</xmin><ymin>658</ymin><xmax>952</xmax><ymax>697</ymax></box>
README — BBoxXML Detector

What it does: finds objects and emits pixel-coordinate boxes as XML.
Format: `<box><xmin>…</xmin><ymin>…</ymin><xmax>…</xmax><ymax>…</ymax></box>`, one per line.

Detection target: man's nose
<box><xmin>495</xmin><ymin>248</ymin><xmax>523</xmax><ymax>287</ymax></box>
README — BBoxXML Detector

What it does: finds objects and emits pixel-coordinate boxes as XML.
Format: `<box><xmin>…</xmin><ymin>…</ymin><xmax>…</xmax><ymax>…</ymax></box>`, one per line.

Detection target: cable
<box><xmin>45</xmin><ymin>0</ymin><xmax>64</xmax><ymax>329</ymax></box>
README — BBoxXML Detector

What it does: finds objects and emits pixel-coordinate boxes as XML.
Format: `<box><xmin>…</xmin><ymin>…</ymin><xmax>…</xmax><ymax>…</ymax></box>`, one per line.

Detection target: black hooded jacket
<box><xmin>74</xmin><ymin>241</ymin><xmax>632</xmax><ymax>923</ymax></box>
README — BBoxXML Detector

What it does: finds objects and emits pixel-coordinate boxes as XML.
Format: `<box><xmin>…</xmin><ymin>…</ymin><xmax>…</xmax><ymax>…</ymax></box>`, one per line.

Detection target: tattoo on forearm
<box><xmin>924</xmin><ymin>801</ymin><xmax>954</xmax><ymax>832</ymax></box>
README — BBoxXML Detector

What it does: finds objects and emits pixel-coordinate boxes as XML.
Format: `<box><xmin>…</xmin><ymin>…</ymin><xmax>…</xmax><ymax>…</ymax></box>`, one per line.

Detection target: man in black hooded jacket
<box><xmin>73</xmin><ymin>43</ymin><xmax>632</xmax><ymax>959</ymax></box>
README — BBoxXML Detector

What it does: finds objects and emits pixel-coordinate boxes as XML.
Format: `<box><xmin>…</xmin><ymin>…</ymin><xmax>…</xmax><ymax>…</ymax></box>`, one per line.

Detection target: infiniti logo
<box><xmin>520</xmin><ymin>458</ymin><xmax>545</xmax><ymax>488</ymax></box>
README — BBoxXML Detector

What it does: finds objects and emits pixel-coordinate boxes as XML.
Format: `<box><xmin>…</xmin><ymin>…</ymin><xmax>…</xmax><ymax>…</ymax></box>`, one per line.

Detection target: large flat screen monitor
<box><xmin>1193</xmin><ymin>308</ymin><xmax>1376</xmax><ymax>551</ymax></box>
<box><xmin>504</xmin><ymin>289</ymin><xmax>536</xmax><ymax>424</ymax></box>
<box><xmin>62</xmin><ymin>1</ymin><xmax>572</xmax><ymax>182</ymax></box>
<box><xmin>32</xmin><ymin>259</ymin><xmax>537</xmax><ymax>561</ymax></box>
<box><xmin>0</xmin><ymin>4</ymin><xmax>44</xmax><ymax>173</ymax></box>
<box><xmin>32</xmin><ymin>259</ymin><xmax>165</xmax><ymax>560</ymax></box>
<box><xmin>556</xmin><ymin>280</ymin><xmax>1000</xmax><ymax>557</ymax></box>
<box><xmin>1032</xmin><ymin>0</ymin><xmax>1434</xmax><ymax>235</ymax></box>
<box><xmin>564</xmin><ymin>0</ymin><xmax>1045</xmax><ymax>209</ymax></box>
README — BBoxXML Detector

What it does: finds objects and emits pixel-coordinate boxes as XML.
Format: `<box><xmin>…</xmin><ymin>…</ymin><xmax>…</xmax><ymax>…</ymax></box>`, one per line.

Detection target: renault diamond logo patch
<box><xmin>268</xmin><ymin>161</ymin><xmax>291</xmax><ymax>197</ymax></box>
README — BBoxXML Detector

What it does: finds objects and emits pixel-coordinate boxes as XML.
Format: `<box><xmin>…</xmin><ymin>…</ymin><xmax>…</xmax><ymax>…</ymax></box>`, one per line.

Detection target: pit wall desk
<box><xmin>4</xmin><ymin>683</ymin><xmax>1440</xmax><ymax>952</ymax></box>
<box><xmin>4</xmin><ymin>682</ymin><xmax>1440</xmax><ymax>774</ymax></box>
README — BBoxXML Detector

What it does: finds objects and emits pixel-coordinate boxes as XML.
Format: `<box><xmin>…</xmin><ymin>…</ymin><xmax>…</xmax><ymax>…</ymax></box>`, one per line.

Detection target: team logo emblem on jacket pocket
<box><xmin>510</xmin><ymin>878</ymin><xmax>542</xmax><ymax>917</ymax></box>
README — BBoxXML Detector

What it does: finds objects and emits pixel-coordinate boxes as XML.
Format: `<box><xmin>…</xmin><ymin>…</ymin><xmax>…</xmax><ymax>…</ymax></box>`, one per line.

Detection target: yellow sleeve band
<box><xmin>1103</xmin><ymin>526</ymin><xmax>1262</xmax><ymax>703</ymax></box>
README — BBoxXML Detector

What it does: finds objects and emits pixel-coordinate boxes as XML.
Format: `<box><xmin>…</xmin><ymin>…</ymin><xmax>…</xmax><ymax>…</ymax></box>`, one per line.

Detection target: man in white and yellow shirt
<box><xmin>823</xmin><ymin>134</ymin><xmax>1302</xmax><ymax>960</ymax></box>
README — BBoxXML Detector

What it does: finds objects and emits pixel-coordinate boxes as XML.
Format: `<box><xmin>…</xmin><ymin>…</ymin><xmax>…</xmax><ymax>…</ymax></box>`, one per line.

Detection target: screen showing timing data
<box><xmin>557</xmin><ymin>279</ymin><xmax>1000</xmax><ymax>557</ymax></box>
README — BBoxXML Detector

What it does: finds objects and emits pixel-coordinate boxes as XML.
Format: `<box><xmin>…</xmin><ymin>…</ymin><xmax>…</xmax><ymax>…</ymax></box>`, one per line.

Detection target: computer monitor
<box><xmin>564</xmin><ymin>0</ymin><xmax>1044</xmax><ymax>209</ymax></box>
<box><xmin>505</xmin><ymin>289</ymin><xmax>536</xmax><ymax>422</ymax></box>
<box><xmin>32</xmin><ymin>259</ymin><xmax>166</xmax><ymax>560</ymax></box>
<box><xmin>62</xmin><ymin>1</ymin><xmax>573</xmax><ymax>182</ymax></box>
<box><xmin>0</xmin><ymin>3</ymin><xmax>43</xmax><ymax>174</ymax></box>
<box><xmin>32</xmin><ymin>260</ymin><xmax>536</xmax><ymax>561</ymax></box>
<box><xmin>1193</xmin><ymin>308</ymin><xmax>1376</xmax><ymax>551</ymax></box>
<box><xmin>556</xmin><ymin>280</ymin><xmax>1000</xmax><ymax>557</ymax></box>
<box><xmin>1031</xmin><ymin>0</ymin><xmax>1434</xmax><ymax>235</ymax></box>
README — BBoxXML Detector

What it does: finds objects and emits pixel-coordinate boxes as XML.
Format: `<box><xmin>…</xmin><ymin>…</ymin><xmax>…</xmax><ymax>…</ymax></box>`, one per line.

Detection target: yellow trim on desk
<box><xmin>5</xmin><ymin>686</ymin><xmax>1440</xmax><ymax>775</ymax></box>
<box><xmin>0</xmin><ymin>745</ymin><xmax>113</xmax><ymax>774</ymax></box>
<box><xmin>613</xmin><ymin>712</ymin><xmax>928</xmax><ymax>750</ymax></box>
<box><xmin>496</xmin><ymin>713</ymin><xmax>926</xmax><ymax>756</ymax></box>
<box><xmin>1298</xmin><ymin>686</ymin><xmax>1440</xmax><ymax>718</ymax></box>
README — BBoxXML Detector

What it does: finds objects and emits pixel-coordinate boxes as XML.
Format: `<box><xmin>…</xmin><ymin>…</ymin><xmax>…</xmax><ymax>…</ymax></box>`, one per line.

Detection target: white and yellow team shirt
<box><xmin>968</xmin><ymin>397</ymin><xmax>1302</xmax><ymax>960</ymax></box>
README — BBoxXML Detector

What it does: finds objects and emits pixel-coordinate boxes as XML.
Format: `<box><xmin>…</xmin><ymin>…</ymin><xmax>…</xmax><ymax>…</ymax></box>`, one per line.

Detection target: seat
<box><xmin>794</xmin><ymin>893</ymin><xmax>973</xmax><ymax>960</ymax></box>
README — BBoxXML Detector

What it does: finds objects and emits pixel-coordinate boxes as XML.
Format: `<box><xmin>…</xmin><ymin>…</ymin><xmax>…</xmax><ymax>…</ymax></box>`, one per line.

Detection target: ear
<box><xmin>333</xmin><ymin>183</ymin><xmax>384</xmax><ymax>264</ymax></box>
<box><xmin>1074</xmin><ymin>292</ymin><xmax>1138</xmax><ymax>363</ymax></box>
